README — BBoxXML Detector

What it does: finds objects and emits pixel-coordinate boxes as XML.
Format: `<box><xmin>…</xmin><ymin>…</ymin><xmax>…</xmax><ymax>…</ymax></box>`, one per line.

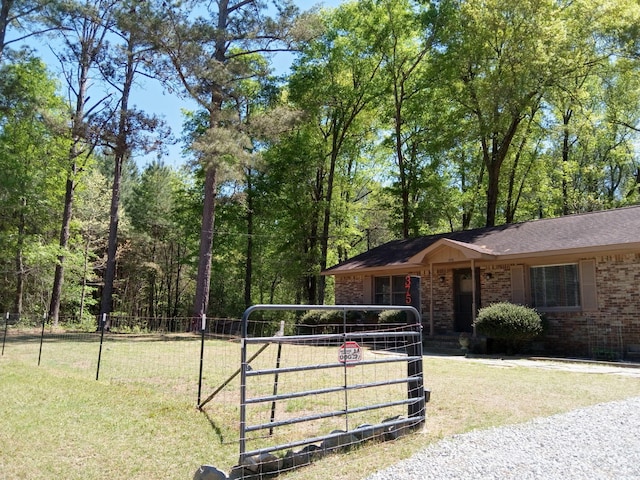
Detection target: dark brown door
<box><xmin>454</xmin><ymin>268</ymin><xmax>480</xmax><ymax>333</ymax></box>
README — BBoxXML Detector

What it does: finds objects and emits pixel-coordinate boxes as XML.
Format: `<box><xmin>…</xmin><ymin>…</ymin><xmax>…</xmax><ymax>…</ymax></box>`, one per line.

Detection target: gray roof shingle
<box><xmin>324</xmin><ymin>205</ymin><xmax>640</xmax><ymax>273</ymax></box>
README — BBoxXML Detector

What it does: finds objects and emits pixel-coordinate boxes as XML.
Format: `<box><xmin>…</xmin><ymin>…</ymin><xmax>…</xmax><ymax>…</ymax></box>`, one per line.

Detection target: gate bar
<box><xmin>245</xmin><ymin>376</ymin><xmax>417</xmax><ymax>405</ymax></box>
<box><xmin>245</xmin><ymin>397</ymin><xmax>419</xmax><ymax>433</ymax></box>
<box><xmin>245</xmin><ymin>354</ymin><xmax>421</xmax><ymax>377</ymax></box>
<box><xmin>242</xmin><ymin>416</ymin><xmax>424</xmax><ymax>460</ymax></box>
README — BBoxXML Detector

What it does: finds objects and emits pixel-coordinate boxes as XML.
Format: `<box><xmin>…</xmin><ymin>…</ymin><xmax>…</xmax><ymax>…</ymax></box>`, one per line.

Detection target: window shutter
<box><xmin>580</xmin><ymin>259</ymin><xmax>597</xmax><ymax>311</ymax></box>
<box><xmin>363</xmin><ymin>275</ymin><xmax>372</xmax><ymax>304</ymax></box>
<box><xmin>511</xmin><ymin>265</ymin><xmax>526</xmax><ymax>304</ymax></box>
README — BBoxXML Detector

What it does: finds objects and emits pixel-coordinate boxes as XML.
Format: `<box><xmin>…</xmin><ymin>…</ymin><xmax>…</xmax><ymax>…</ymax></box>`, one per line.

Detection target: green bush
<box><xmin>299</xmin><ymin>310</ymin><xmax>363</xmax><ymax>325</ymax></box>
<box><xmin>474</xmin><ymin>302</ymin><xmax>543</xmax><ymax>354</ymax></box>
<box><xmin>299</xmin><ymin>310</ymin><xmax>324</xmax><ymax>325</ymax></box>
<box><xmin>377</xmin><ymin>309</ymin><xmax>407</xmax><ymax>324</ymax></box>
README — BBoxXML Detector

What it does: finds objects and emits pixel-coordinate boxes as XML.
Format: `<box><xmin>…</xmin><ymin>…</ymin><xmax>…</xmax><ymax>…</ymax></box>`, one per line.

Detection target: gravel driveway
<box><xmin>366</xmin><ymin>358</ymin><xmax>640</xmax><ymax>480</ymax></box>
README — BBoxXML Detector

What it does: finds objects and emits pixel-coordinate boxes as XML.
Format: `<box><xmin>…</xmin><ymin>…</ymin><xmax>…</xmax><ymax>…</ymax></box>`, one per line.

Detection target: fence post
<box><xmin>268</xmin><ymin>321</ymin><xmax>285</xmax><ymax>435</ymax></box>
<box><xmin>2</xmin><ymin>312</ymin><xmax>8</xmax><ymax>356</ymax></box>
<box><xmin>96</xmin><ymin>313</ymin><xmax>107</xmax><ymax>381</ymax></box>
<box><xmin>197</xmin><ymin>314</ymin><xmax>206</xmax><ymax>407</ymax></box>
<box><xmin>406</xmin><ymin>307</ymin><xmax>425</xmax><ymax>422</ymax></box>
<box><xmin>37</xmin><ymin>312</ymin><xmax>46</xmax><ymax>366</ymax></box>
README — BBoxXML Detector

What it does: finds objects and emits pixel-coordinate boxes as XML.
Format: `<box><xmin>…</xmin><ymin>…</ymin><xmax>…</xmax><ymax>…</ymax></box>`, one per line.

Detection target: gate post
<box><xmin>406</xmin><ymin>317</ymin><xmax>425</xmax><ymax>421</ymax></box>
<box><xmin>404</xmin><ymin>277</ymin><xmax>425</xmax><ymax>422</ymax></box>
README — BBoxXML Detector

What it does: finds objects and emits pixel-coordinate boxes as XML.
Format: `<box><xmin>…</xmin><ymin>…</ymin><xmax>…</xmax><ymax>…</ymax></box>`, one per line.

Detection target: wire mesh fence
<box><xmin>2</xmin><ymin>308</ymin><xmax>426</xmax><ymax>478</ymax></box>
<box><xmin>0</xmin><ymin>314</ymin><xmax>239</xmax><ymax>402</ymax></box>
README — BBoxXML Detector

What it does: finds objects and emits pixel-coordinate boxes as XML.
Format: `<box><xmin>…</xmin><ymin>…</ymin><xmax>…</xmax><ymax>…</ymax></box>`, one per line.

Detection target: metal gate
<box><xmin>235</xmin><ymin>304</ymin><xmax>426</xmax><ymax>477</ymax></box>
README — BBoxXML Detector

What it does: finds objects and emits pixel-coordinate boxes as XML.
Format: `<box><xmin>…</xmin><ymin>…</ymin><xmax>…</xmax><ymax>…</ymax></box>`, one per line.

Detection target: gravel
<box><xmin>365</xmin><ymin>396</ymin><xmax>640</xmax><ymax>480</ymax></box>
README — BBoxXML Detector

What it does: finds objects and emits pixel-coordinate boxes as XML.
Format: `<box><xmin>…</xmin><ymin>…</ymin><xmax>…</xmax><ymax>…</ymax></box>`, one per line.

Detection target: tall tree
<box><xmin>45</xmin><ymin>0</ymin><xmax>116</xmax><ymax>323</ymax></box>
<box><xmin>148</xmin><ymin>0</ymin><xmax>313</xmax><ymax>322</ymax></box>
<box><xmin>0</xmin><ymin>54</ymin><xmax>68</xmax><ymax>315</ymax></box>
<box><xmin>98</xmin><ymin>0</ymin><xmax>164</xmax><ymax>321</ymax></box>
<box><xmin>434</xmin><ymin>0</ymin><xmax>582</xmax><ymax>226</ymax></box>
<box><xmin>361</xmin><ymin>0</ymin><xmax>446</xmax><ymax>238</ymax></box>
<box><xmin>287</xmin><ymin>2</ymin><xmax>384</xmax><ymax>303</ymax></box>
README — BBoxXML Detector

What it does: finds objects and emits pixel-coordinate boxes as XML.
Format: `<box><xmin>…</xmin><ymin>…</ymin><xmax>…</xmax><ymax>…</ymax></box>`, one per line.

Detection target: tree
<box><xmin>434</xmin><ymin>0</ymin><xmax>580</xmax><ymax>226</ymax></box>
<box><xmin>0</xmin><ymin>53</ymin><xmax>68</xmax><ymax>315</ymax></box>
<box><xmin>287</xmin><ymin>2</ymin><xmax>385</xmax><ymax>303</ymax></box>
<box><xmin>123</xmin><ymin>162</ymin><xmax>196</xmax><ymax>318</ymax></box>
<box><xmin>44</xmin><ymin>0</ymin><xmax>116</xmax><ymax>323</ymax></box>
<box><xmin>360</xmin><ymin>0</ymin><xmax>452</xmax><ymax>238</ymax></box>
<box><xmin>147</xmin><ymin>0</ymin><xmax>314</xmax><ymax>323</ymax></box>
<box><xmin>98</xmin><ymin>0</ymin><xmax>165</xmax><ymax>321</ymax></box>
<box><xmin>0</xmin><ymin>0</ymin><xmax>58</xmax><ymax>58</ymax></box>
<box><xmin>72</xmin><ymin>164</ymin><xmax>111</xmax><ymax>321</ymax></box>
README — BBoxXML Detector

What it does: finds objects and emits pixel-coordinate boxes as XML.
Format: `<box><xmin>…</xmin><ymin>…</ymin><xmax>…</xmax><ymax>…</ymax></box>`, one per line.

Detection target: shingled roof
<box><xmin>324</xmin><ymin>205</ymin><xmax>640</xmax><ymax>274</ymax></box>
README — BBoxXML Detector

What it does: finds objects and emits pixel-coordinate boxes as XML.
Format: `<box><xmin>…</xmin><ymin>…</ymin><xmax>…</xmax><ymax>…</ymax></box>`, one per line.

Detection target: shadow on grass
<box><xmin>200</xmin><ymin>408</ymin><xmax>231</xmax><ymax>445</ymax></box>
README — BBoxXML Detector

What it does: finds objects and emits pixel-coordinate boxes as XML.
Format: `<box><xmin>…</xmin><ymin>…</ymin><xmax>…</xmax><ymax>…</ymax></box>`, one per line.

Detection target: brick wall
<box><xmin>335</xmin><ymin>275</ymin><xmax>364</xmax><ymax>305</ymax></box>
<box><xmin>333</xmin><ymin>253</ymin><xmax>640</xmax><ymax>358</ymax></box>
<box><xmin>540</xmin><ymin>253</ymin><xmax>640</xmax><ymax>358</ymax></box>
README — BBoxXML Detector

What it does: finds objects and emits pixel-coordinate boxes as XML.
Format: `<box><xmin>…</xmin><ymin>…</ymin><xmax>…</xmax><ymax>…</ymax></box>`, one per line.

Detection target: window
<box><xmin>530</xmin><ymin>264</ymin><xmax>580</xmax><ymax>309</ymax></box>
<box><xmin>374</xmin><ymin>276</ymin><xmax>407</xmax><ymax>305</ymax></box>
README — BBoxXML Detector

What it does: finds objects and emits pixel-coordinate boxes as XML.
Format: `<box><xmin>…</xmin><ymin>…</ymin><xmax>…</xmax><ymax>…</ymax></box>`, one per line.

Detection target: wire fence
<box><xmin>2</xmin><ymin>308</ymin><xmax>427</xmax><ymax>477</ymax></box>
<box><xmin>1</xmin><ymin>311</ymin><xmax>418</xmax><ymax>404</ymax></box>
<box><xmin>0</xmin><ymin>313</ymin><xmax>243</xmax><ymax>404</ymax></box>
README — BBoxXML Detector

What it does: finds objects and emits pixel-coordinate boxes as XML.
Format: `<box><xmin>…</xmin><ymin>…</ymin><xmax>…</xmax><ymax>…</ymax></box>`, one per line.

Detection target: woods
<box><xmin>1</xmin><ymin>0</ymin><xmax>640</xmax><ymax>322</ymax></box>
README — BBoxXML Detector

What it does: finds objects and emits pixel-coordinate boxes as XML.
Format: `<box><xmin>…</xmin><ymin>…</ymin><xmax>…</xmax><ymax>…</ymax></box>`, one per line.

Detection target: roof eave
<box><xmin>493</xmin><ymin>242</ymin><xmax>640</xmax><ymax>261</ymax></box>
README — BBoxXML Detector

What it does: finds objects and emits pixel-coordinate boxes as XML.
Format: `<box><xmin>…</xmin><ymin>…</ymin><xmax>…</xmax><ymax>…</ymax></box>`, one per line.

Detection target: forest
<box><xmin>1</xmin><ymin>0</ymin><xmax>640</xmax><ymax>324</ymax></box>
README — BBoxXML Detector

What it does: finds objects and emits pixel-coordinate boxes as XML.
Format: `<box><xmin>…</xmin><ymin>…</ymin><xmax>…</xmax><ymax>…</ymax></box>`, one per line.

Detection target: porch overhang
<box><xmin>408</xmin><ymin>238</ymin><xmax>497</xmax><ymax>266</ymax></box>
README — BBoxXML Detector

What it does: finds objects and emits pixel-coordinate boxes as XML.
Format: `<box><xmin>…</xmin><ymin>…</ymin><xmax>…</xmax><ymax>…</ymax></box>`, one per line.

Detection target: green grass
<box><xmin>2</xmin><ymin>332</ymin><xmax>640</xmax><ymax>479</ymax></box>
<box><xmin>0</xmin><ymin>361</ymin><xmax>216</xmax><ymax>479</ymax></box>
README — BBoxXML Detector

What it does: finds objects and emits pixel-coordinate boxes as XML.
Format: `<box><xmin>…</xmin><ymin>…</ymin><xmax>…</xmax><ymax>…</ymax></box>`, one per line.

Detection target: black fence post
<box><xmin>96</xmin><ymin>313</ymin><xmax>106</xmax><ymax>381</ymax></box>
<box><xmin>404</xmin><ymin>276</ymin><xmax>426</xmax><ymax>423</ymax></box>
<box><xmin>269</xmin><ymin>321</ymin><xmax>285</xmax><ymax>435</ymax></box>
<box><xmin>2</xmin><ymin>312</ymin><xmax>8</xmax><ymax>356</ymax></box>
<box><xmin>197</xmin><ymin>314</ymin><xmax>206</xmax><ymax>407</ymax></box>
<box><xmin>37</xmin><ymin>312</ymin><xmax>46</xmax><ymax>366</ymax></box>
<box><xmin>406</xmin><ymin>316</ymin><xmax>425</xmax><ymax>421</ymax></box>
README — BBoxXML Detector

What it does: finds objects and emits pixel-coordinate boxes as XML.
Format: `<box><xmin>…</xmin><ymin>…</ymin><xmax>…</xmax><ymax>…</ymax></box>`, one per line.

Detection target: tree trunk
<box><xmin>0</xmin><ymin>0</ymin><xmax>11</xmax><ymax>57</ymax></box>
<box><xmin>483</xmin><ymin>115</ymin><xmax>523</xmax><ymax>227</ymax></box>
<box><xmin>192</xmin><ymin>165</ymin><xmax>217</xmax><ymax>327</ymax></box>
<box><xmin>100</xmin><ymin>155</ymin><xmax>122</xmax><ymax>318</ymax></box>
<box><xmin>14</xmin><ymin>207</ymin><xmax>25</xmax><ymax>315</ymax></box>
<box><xmin>79</xmin><ymin>237</ymin><xmax>90</xmax><ymax>321</ymax></box>
<box><xmin>485</xmin><ymin>160</ymin><xmax>500</xmax><ymax>228</ymax></box>
<box><xmin>393</xmin><ymin>81</ymin><xmax>410</xmax><ymax>239</ymax></box>
<box><xmin>244</xmin><ymin>171</ymin><xmax>253</xmax><ymax>310</ymax></box>
<box><xmin>49</xmin><ymin>173</ymin><xmax>75</xmax><ymax>325</ymax></box>
<box><xmin>318</xmin><ymin>148</ymin><xmax>338</xmax><ymax>305</ymax></box>
<box><xmin>562</xmin><ymin>109</ymin><xmax>572</xmax><ymax>216</ymax></box>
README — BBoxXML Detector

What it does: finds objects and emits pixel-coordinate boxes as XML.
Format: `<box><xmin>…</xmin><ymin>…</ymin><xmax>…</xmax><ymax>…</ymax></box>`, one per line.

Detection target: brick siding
<box><xmin>333</xmin><ymin>252</ymin><xmax>640</xmax><ymax>358</ymax></box>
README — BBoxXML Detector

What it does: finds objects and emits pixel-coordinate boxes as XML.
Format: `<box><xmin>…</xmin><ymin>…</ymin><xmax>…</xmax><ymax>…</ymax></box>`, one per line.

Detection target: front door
<box><xmin>454</xmin><ymin>268</ymin><xmax>480</xmax><ymax>333</ymax></box>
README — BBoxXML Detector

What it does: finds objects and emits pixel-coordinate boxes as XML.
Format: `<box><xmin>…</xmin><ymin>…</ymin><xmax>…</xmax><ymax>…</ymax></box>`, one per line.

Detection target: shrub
<box><xmin>474</xmin><ymin>302</ymin><xmax>543</xmax><ymax>354</ymax></box>
<box><xmin>297</xmin><ymin>310</ymin><xmax>364</xmax><ymax>334</ymax></box>
<box><xmin>378</xmin><ymin>310</ymin><xmax>407</xmax><ymax>324</ymax></box>
<box><xmin>298</xmin><ymin>310</ymin><xmax>324</xmax><ymax>326</ymax></box>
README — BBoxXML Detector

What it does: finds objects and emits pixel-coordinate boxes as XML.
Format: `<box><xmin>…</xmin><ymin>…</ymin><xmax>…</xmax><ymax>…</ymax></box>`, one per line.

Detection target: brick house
<box><xmin>322</xmin><ymin>206</ymin><xmax>640</xmax><ymax>359</ymax></box>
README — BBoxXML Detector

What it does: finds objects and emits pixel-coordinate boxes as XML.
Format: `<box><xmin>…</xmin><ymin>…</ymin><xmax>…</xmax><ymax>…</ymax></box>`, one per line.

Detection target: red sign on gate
<box><xmin>338</xmin><ymin>341</ymin><xmax>362</xmax><ymax>365</ymax></box>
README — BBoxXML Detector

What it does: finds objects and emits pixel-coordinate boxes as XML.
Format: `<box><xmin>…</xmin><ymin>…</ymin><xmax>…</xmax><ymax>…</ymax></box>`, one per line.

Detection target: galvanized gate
<box><xmin>235</xmin><ymin>304</ymin><xmax>426</xmax><ymax>477</ymax></box>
